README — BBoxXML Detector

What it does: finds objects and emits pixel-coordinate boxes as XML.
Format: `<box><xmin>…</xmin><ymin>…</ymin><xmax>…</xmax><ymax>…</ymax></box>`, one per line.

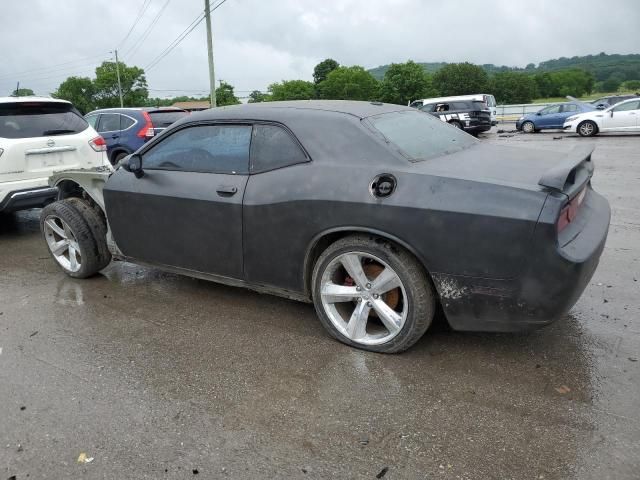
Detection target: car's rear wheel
<box><xmin>578</xmin><ymin>120</ymin><xmax>598</xmax><ymax>137</ymax></box>
<box><xmin>312</xmin><ymin>235</ymin><xmax>435</xmax><ymax>353</ymax></box>
<box><xmin>521</xmin><ymin>121</ymin><xmax>535</xmax><ymax>133</ymax></box>
<box><xmin>112</xmin><ymin>151</ymin><xmax>129</xmax><ymax>166</ymax></box>
<box><xmin>40</xmin><ymin>200</ymin><xmax>105</xmax><ymax>278</ymax></box>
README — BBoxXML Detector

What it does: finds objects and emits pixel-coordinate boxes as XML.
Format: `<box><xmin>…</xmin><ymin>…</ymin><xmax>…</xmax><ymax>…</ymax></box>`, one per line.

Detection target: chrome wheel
<box><xmin>319</xmin><ymin>252</ymin><xmax>408</xmax><ymax>346</ymax></box>
<box><xmin>43</xmin><ymin>215</ymin><xmax>82</xmax><ymax>273</ymax></box>
<box><xmin>579</xmin><ymin>121</ymin><xmax>595</xmax><ymax>136</ymax></box>
<box><xmin>522</xmin><ymin>121</ymin><xmax>535</xmax><ymax>133</ymax></box>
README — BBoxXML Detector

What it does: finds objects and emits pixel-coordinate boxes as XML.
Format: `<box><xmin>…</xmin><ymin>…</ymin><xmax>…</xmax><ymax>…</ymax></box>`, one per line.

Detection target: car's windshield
<box><xmin>0</xmin><ymin>102</ymin><xmax>88</xmax><ymax>139</ymax></box>
<box><xmin>366</xmin><ymin>110</ymin><xmax>478</xmax><ymax>162</ymax></box>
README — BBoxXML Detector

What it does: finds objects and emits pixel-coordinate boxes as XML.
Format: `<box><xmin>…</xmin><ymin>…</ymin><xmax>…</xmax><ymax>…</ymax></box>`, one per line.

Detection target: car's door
<box><xmin>96</xmin><ymin>113</ymin><xmax>123</xmax><ymax>153</ymax></box>
<box><xmin>536</xmin><ymin>105</ymin><xmax>562</xmax><ymax>128</ymax></box>
<box><xmin>600</xmin><ymin>100</ymin><xmax>640</xmax><ymax>131</ymax></box>
<box><xmin>558</xmin><ymin>103</ymin><xmax>579</xmax><ymax>126</ymax></box>
<box><xmin>103</xmin><ymin>123</ymin><xmax>252</xmax><ymax>279</ymax></box>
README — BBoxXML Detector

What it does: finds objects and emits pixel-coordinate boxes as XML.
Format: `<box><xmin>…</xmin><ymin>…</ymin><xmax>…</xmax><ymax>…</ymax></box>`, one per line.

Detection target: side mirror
<box><xmin>122</xmin><ymin>154</ymin><xmax>144</xmax><ymax>178</ymax></box>
<box><xmin>596</xmin><ymin>104</ymin><xmax>605</xmax><ymax>110</ymax></box>
<box><xmin>610</xmin><ymin>110</ymin><xmax>614</xmax><ymax>117</ymax></box>
<box><xmin>536</xmin><ymin>112</ymin><xmax>541</xmax><ymax>116</ymax></box>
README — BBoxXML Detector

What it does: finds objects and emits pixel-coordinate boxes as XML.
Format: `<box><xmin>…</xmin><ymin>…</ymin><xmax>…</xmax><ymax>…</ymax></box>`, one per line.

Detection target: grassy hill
<box><xmin>368</xmin><ymin>52</ymin><xmax>640</xmax><ymax>82</ymax></box>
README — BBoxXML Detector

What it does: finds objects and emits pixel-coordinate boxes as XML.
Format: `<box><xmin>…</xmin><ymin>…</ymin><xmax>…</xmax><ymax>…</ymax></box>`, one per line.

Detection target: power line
<box><xmin>145</xmin><ymin>0</ymin><xmax>230</xmax><ymax>72</ymax></box>
<box><xmin>0</xmin><ymin>53</ymin><xmax>110</xmax><ymax>81</ymax></box>
<box><xmin>117</xmin><ymin>0</ymin><xmax>153</xmax><ymax>51</ymax></box>
<box><xmin>124</xmin><ymin>0</ymin><xmax>172</xmax><ymax>60</ymax></box>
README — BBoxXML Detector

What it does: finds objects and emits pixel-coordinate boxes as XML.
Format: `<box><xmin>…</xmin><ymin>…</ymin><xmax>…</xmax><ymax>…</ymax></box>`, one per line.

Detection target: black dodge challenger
<box><xmin>41</xmin><ymin>101</ymin><xmax>611</xmax><ymax>353</ymax></box>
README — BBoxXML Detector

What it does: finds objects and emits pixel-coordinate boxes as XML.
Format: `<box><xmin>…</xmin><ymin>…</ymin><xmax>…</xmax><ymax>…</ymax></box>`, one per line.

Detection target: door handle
<box><xmin>216</xmin><ymin>185</ymin><xmax>238</xmax><ymax>196</ymax></box>
<box><xmin>111</xmin><ymin>134</ymin><xmax>119</xmax><ymax>138</ymax></box>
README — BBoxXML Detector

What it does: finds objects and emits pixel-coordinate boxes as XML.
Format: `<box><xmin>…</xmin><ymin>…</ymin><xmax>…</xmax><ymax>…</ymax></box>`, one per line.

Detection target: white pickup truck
<box><xmin>0</xmin><ymin>96</ymin><xmax>110</xmax><ymax>213</ymax></box>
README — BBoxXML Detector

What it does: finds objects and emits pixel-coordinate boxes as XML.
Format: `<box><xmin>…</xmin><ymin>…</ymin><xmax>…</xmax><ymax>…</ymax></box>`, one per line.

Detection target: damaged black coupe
<box><xmin>41</xmin><ymin>101</ymin><xmax>610</xmax><ymax>353</ymax></box>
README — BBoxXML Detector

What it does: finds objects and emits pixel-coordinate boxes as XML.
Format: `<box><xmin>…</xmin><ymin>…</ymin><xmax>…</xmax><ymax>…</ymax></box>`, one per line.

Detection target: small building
<box><xmin>172</xmin><ymin>101</ymin><xmax>211</xmax><ymax>111</ymax></box>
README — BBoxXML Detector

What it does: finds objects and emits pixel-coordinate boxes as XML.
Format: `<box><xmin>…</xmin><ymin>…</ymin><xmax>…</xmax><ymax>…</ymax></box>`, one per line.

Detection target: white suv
<box><xmin>0</xmin><ymin>97</ymin><xmax>110</xmax><ymax>213</ymax></box>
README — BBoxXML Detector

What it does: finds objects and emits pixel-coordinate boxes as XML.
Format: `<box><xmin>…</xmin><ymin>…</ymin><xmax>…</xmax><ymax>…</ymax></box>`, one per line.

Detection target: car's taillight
<box><xmin>89</xmin><ymin>136</ymin><xmax>107</xmax><ymax>152</ymax></box>
<box><xmin>137</xmin><ymin>111</ymin><xmax>155</xmax><ymax>139</ymax></box>
<box><xmin>557</xmin><ymin>187</ymin><xmax>587</xmax><ymax>232</ymax></box>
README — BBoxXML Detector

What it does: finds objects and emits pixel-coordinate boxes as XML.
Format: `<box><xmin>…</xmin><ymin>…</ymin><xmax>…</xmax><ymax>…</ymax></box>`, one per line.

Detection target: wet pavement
<box><xmin>1</xmin><ymin>130</ymin><xmax>639</xmax><ymax>479</ymax></box>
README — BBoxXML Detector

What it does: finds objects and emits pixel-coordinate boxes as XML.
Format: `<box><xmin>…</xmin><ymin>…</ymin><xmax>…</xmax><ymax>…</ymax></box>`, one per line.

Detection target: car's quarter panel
<box><xmin>103</xmin><ymin>168</ymin><xmax>247</xmax><ymax>279</ymax></box>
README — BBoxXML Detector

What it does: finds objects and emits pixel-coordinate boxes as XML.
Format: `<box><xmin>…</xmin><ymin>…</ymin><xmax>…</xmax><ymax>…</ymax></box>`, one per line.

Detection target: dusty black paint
<box><xmin>102</xmin><ymin>101</ymin><xmax>610</xmax><ymax>332</ymax></box>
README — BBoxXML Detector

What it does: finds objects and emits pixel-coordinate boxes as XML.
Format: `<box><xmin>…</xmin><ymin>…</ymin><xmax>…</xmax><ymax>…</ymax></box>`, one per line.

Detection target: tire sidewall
<box><xmin>578</xmin><ymin>120</ymin><xmax>597</xmax><ymax>137</ymax></box>
<box><xmin>311</xmin><ymin>237</ymin><xmax>433</xmax><ymax>353</ymax></box>
<box><xmin>522</xmin><ymin>121</ymin><xmax>535</xmax><ymax>133</ymax></box>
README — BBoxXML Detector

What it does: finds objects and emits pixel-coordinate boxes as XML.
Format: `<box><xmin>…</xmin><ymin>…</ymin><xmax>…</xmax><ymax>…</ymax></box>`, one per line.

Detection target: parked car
<box><xmin>563</xmin><ymin>97</ymin><xmax>640</xmax><ymax>136</ymax></box>
<box><xmin>516</xmin><ymin>102</ymin><xmax>595</xmax><ymax>133</ymax></box>
<box><xmin>410</xmin><ymin>94</ymin><xmax>498</xmax><ymax>125</ymax></box>
<box><xmin>41</xmin><ymin>101</ymin><xmax>610</xmax><ymax>353</ymax></box>
<box><xmin>0</xmin><ymin>97</ymin><xmax>109</xmax><ymax>214</ymax></box>
<box><xmin>590</xmin><ymin>94</ymin><xmax>638</xmax><ymax>110</ymax></box>
<box><xmin>85</xmin><ymin>107</ymin><xmax>189</xmax><ymax>165</ymax></box>
<box><xmin>420</xmin><ymin>99</ymin><xmax>491</xmax><ymax>135</ymax></box>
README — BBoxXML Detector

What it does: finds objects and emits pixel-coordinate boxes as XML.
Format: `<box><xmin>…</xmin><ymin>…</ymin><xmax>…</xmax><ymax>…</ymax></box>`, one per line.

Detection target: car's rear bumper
<box><xmin>0</xmin><ymin>186</ymin><xmax>58</xmax><ymax>213</ymax></box>
<box><xmin>433</xmin><ymin>189</ymin><xmax>610</xmax><ymax>332</ymax></box>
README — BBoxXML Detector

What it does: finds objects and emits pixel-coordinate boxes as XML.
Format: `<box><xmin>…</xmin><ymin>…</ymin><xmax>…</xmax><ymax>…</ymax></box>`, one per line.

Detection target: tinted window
<box><xmin>143</xmin><ymin>124</ymin><xmax>251</xmax><ymax>174</ymax></box>
<box><xmin>366</xmin><ymin>110</ymin><xmax>477</xmax><ymax>162</ymax></box>
<box><xmin>613</xmin><ymin>100</ymin><xmax>640</xmax><ymax>112</ymax></box>
<box><xmin>250</xmin><ymin>124</ymin><xmax>307</xmax><ymax>172</ymax></box>
<box><xmin>562</xmin><ymin>104</ymin><xmax>578</xmax><ymax>112</ymax></box>
<box><xmin>471</xmin><ymin>100</ymin><xmax>487</xmax><ymax>110</ymax></box>
<box><xmin>148</xmin><ymin>110</ymin><xmax>189</xmax><ymax>128</ymax></box>
<box><xmin>120</xmin><ymin>115</ymin><xmax>135</xmax><ymax>129</ymax></box>
<box><xmin>85</xmin><ymin>114</ymin><xmax>99</xmax><ymax>128</ymax></box>
<box><xmin>539</xmin><ymin>105</ymin><xmax>561</xmax><ymax>114</ymax></box>
<box><xmin>420</xmin><ymin>103</ymin><xmax>436</xmax><ymax>112</ymax></box>
<box><xmin>97</xmin><ymin>113</ymin><xmax>121</xmax><ymax>132</ymax></box>
<box><xmin>450</xmin><ymin>102</ymin><xmax>469</xmax><ymax>110</ymax></box>
<box><xmin>0</xmin><ymin>102</ymin><xmax>88</xmax><ymax>139</ymax></box>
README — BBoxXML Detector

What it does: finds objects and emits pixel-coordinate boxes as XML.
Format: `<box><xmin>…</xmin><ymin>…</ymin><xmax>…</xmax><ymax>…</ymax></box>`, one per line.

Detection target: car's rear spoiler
<box><xmin>538</xmin><ymin>145</ymin><xmax>595</xmax><ymax>194</ymax></box>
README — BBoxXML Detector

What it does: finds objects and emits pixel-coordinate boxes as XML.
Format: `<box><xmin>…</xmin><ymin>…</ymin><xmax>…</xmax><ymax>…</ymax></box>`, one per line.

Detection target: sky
<box><xmin>0</xmin><ymin>0</ymin><xmax>638</xmax><ymax>99</ymax></box>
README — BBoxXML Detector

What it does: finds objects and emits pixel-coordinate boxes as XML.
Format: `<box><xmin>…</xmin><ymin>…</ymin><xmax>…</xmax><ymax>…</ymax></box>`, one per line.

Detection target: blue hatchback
<box><xmin>85</xmin><ymin>107</ymin><xmax>189</xmax><ymax>164</ymax></box>
<box><xmin>516</xmin><ymin>102</ymin><xmax>594</xmax><ymax>133</ymax></box>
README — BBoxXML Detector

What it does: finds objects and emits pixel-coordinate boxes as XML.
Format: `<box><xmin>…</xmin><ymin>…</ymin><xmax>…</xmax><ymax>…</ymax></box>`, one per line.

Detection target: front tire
<box><xmin>311</xmin><ymin>235</ymin><xmax>436</xmax><ymax>353</ymax></box>
<box><xmin>578</xmin><ymin>120</ymin><xmax>598</xmax><ymax>137</ymax></box>
<box><xmin>40</xmin><ymin>200</ymin><xmax>105</xmax><ymax>278</ymax></box>
<box><xmin>521</xmin><ymin>121</ymin><xmax>535</xmax><ymax>133</ymax></box>
<box><xmin>449</xmin><ymin>120</ymin><xmax>463</xmax><ymax>130</ymax></box>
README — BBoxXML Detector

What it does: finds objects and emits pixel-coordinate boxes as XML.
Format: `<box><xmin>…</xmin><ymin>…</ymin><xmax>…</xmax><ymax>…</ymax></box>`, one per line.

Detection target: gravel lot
<box><xmin>1</xmin><ymin>127</ymin><xmax>639</xmax><ymax>479</ymax></box>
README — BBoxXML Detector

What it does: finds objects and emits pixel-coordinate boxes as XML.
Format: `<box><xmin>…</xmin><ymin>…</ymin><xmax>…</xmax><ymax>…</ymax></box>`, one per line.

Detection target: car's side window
<box><xmin>420</xmin><ymin>104</ymin><xmax>436</xmax><ymax>113</ymax></box>
<box><xmin>546</xmin><ymin>105</ymin><xmax>561</xmax><ymax>114</ymax></box>
<box><xmin>119</xmin><ymin>115</ymin><xmax>135</xmax><ymax>130</ymax></box>
<box><xmin>97</xmin><ymin>113</ymin><xmax>121</xmax><ymax>133</ymax></box>
<box><xmin>250</xmin><ymin>124</ymin><xmax>308</xmax><ymax>173</ymax></box>
<box><xmin>85</xmin><ymin>114</ymin><xmax>99</xmax><ymax>129</ymax></box>
<box><xmin>143</xmin><ymin>124</ymin><xmax>251</xmax><ymax>174</ymax></box>
<box><xmin>562</xmin><ymin>104</ymin><xmax>578</xmax><ymax>113</ymax></box>
<box><xmin>613</xmin><ymin>100</ymin><xmax>640</xmax><ymax>112</ymax></box>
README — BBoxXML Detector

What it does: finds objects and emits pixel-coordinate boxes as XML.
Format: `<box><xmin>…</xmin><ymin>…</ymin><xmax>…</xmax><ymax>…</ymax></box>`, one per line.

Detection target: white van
<box><xmin>410</xmin><ymin>94</ymin><xmax>498</xmax><ymax>125</ymax></box>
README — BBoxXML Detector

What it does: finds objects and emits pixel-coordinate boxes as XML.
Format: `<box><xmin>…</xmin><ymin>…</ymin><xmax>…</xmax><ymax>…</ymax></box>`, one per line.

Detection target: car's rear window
<box><xmin>0</xmin><ymin>102</ymin><xmax>88</xmax><ymax>139</ymax></box>
<box><xmin>366</xmin><ymin>110</ymin><xmax>477</xmax><ymax>161</ymax></box>
<box><xmin>148</xmin><ymin>110</ymin><xmax>189</xmax><ymax>127</ymax></box>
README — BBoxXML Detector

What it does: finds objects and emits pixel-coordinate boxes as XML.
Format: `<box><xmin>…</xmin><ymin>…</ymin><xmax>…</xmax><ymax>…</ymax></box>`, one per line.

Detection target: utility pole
<box><xmin>15</xmin><ymin>81</ymin><xmax>19</xmax><ymax>97</ymax></box>
<box><xmin>114</xmin><ymin>49</ymin><xmax>124</xmax><ymax>108</ymax></box>
<box><xmin>204</xmin><ymin>0</ymin><xmax>216</xmax><ymax>108</ymax></box>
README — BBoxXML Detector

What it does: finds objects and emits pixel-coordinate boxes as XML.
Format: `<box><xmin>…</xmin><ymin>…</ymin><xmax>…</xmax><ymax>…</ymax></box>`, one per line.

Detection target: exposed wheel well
<box><xmin>55</xmin><ymin>180</ymin><xmax>106</xmax><ymax>220</ymax></box>
<box><xmin>304</xmin><ymin>230</ymin><xmax>433</xmax><ymax>297</ymax></box>
<box><xmin>110</xmin><ymin>148</ymin><xmax>131</xmax><ymax>165</ymax></box>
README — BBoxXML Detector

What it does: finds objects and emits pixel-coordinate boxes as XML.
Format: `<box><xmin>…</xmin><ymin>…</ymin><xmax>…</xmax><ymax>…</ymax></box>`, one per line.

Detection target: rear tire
<box><xmin>578</xmin><ymin>120</ymin><xmax>598</xmax><ymax>137</ymax></box>
<box><xmin>311</xmin><ymin>235</ymin><xmax>436</xmax><ymax>353</ymax></box>
<box><xmin>112</xmin><ymin>151</ymin><xmax>129</xmax><ymax>166</ymax></box>
<box><xmin>40</xmin><ymin>200</ymin><xmax>105</xmax><ymax>278</ymax></box>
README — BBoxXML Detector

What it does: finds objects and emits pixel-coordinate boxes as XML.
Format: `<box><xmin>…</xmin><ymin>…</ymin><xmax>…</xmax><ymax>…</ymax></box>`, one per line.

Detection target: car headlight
<box><xmin>518</xmin><ymin>116</ymin><xmax>524</xmax><ymax>121</ymax></box>
<box><xmin>565</xmin><ymin>115</ymin><xmax>578</xmax><ymax>123</ymax></box>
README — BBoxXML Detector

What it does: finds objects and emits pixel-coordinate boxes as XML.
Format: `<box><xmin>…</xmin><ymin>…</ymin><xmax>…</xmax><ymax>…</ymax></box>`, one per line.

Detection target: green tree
<box><xmin>11</xmin><ymin>88</ymin><xmax>35</xmax><ymax>97</ymax></box>
<box><xmin>549</xmin><ymin>69</ymin><xmax>594</xmax><ymax>97</ymax></box>
<box><xmin>248</xmin><ymin>90</ymin><xmax>267</xmax><ymax>103</ymax></box>
<box><xmin>533</xmin><ymin>72</ymin><xmax>554</xmax><ymax>98</ymax></box>
<box><xmin>53</xmin><ymin>76</ymin><xmax>96</xmax><ymax>114</ymax></box>
<box><xmin>317</xmin><ymin>66</ymin><xmax>379</xmax><ymax>101</ymax></box>
<box><xmin>621</xmin><ymin>79</ymin><xmax>640</xmax><ymax>91</ymax></box>
<box><xmin>215</xmin><ymin>82</ymin><xmax>240</xmax><ymax>106</ymax></box>
<box><xmin>488</xmin><ymin>72</ymin><xmax>537</xmax><ymax>104</ymax></box>
<box><xmin>93</xmin><ymin>61</ymin><xmax>148</xmax><ymax>108</ymax></box>
<box><xmin>432</xmin><ymin>62</ymin><xmax>488</xmax><ymax>96</ymax></box>
<box><xmin>313</xmin><ymin>58</ymin><xmax>339</xmax><ymax>84</ymax></box>
<box><xmin>268</xmin><ymin>80</ymin><xmax>315</xmax><ymax>101</ymax></box>
<box><xmin>378</xmin><ymin>61</ymin><xmax>436</xmax><ymax>105</ymax></box>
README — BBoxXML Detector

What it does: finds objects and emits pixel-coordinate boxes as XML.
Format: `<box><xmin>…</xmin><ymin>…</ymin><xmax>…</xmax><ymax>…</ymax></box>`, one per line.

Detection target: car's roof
<box><xmin>87</xmin><ymin>106</ymin><xmax>187</xmax><ymax>114</ymax></box>
<box><xmin>187</xmin><ymin>100</ymin><xmax>409</xmax><ymax>122</ymax></box>
<box><xmin>0</xmin><ymin>96</ymin><xmax>71</xmax><ymax>104</ymax></box>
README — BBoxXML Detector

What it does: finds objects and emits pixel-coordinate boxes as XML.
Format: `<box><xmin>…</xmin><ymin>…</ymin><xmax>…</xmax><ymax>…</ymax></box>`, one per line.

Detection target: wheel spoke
<box><xmin>62</xmin><ymin>222</ymin><xmax>73</xmax><ymax>240</ymax></box>
<box><xmin>340</xmin><ymin>254</ymin><xmax>369</xmax><ymax>287</ymax></box>
<box><xmin>46</xmin><ymin>219</ymin><xmax>66</xmax><ymax>238</ymax></box>
<box><xmin>370</xmin><ymin>267</ymin><xmax>401</xmax><ymax>295</ymax></box>
<box><xmin>68</xmin><ymin>245</ymin><xmax>79</xmax><ymax>271</ymax></box>
<box><xmin>321</xmin><ymin>283</ymin><xmax>359</xmax><ymax>303</ymax></box>
<box><xmin>51</xmin><ymin>240</ymin><xmax>69</xmax><ymax>256</ymax></box>
<box><xmin>371</xmin><ymin>298</ymin><xmax>402</xmax><ymax>334</ymax></box>
<box><xmin>346</xmin><ymin>301</ymin><xmax>370</xmax><ymax>340</ymax></box>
